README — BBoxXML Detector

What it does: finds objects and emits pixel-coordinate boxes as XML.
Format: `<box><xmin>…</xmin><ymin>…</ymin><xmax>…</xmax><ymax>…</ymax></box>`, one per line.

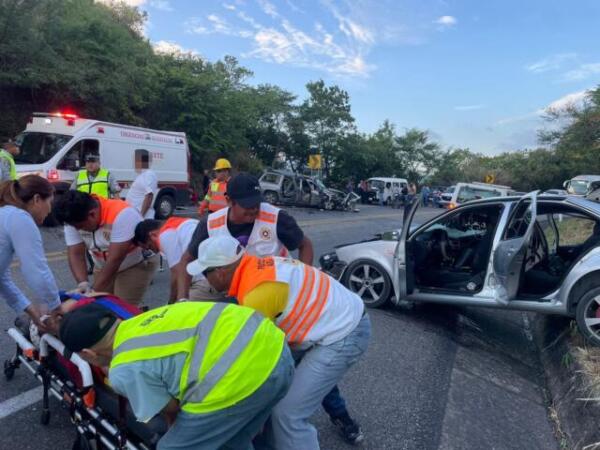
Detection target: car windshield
<box><xmin>369</xmin><ymin>180</ymin><xmax>384</xmax><ymax>190</ymax></box>
<box><xmin>315</xmin><ymin>178</ymin><xmax>327</xmax><ymax>190</ymax></box>
<box><xmin>457</xmin><ymin>186</ymin><xmax>501</xmax><ymax>203</ymax></box>
<box><xmin>445</xmin><ymin>186</ymin><xmax>455</xmax><ymax>193</ymax></box>
<box><xmin>14</xmin><ymin>132</ymin><xmax>72</xmax><ymax>164</ymax></box>
<box><xmin>568</xmin><ymin>180</ymin><xmax>590</xmax><ymax>195</ymax></box>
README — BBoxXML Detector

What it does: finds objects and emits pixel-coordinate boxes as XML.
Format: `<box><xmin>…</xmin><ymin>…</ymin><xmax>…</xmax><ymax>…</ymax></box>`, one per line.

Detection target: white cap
<box><xmin>186</xmin><ymin>235</ymin><xmax>245</xmax><ymax>276</ymax></box>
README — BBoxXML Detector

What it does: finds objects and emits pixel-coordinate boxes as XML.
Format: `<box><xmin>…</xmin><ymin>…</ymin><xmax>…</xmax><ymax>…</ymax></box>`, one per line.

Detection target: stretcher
<box><xmin>3</xmin><ymin>314</ymin><xmax>167</xmax><ymax>450</ymax></box>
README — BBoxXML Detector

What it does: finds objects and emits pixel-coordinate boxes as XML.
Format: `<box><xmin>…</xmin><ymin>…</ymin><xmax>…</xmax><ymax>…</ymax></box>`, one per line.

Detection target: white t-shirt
<box><xmin>126</xmin><ymin>170</ymin><xmax>158</xmax><ymax>219</ymax></box>
<box><xmin>159</xmin><ymin>219</ymin><xmax>199</xmax><ymax>268</ymax></box>
<box><xmin>64</xmin><ymin>207</ymin><xmax>141</xmax><ymax>245</ymax></box>
<box><xmin>64</xmin><ymin>207</ymin><xmax>144</xmax><ymax>271</ymax></box>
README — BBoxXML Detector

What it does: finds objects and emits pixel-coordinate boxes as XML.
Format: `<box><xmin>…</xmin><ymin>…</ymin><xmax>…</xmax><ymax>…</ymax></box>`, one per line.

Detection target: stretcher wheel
<box><xmin>3</xmin><ymin>360</ymin><xmax>15</xmax><ymax>381</ymax></box>
<box><xmin>41</xmin><ymin>409</ymin><xmax>51</xmax><ymax>425</ymax></box>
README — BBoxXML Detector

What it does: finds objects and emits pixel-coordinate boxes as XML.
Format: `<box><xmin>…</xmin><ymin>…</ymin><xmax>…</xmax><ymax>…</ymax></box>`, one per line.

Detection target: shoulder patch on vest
<box><xmin>259</xmin><ymin>226</ymin><xmax>272</xmax><ymax>241</ymax></box>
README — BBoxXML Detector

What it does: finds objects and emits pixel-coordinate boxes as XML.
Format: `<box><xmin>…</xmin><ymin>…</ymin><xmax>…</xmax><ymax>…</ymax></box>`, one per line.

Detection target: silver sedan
<box><xmin>320</xmin><ymin>193</ymin><xmax>600</xmax><ymax>344</ymax></box>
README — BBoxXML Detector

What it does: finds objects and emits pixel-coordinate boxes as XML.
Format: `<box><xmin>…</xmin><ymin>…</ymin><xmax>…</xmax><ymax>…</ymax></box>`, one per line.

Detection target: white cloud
<box><xmin>148</xmin><ymin>0</ymin><xmax>172</xmax><ymax>11</ymax></box>
<box><xmin>543</xmin><ymin>90</ymin><xmax>589</xmax><ymax>112</ymax></box>
<box><xmin>257</xmin><ymin>0</ymin><xmax>278</xmax><ymax>18</ymax></box>
<box><xmin>96</xmin><ymin>0</ymin><xmax>146</xmax><ymax>5</ymax></box>
<box><xmin>187</xmin><ymin>6</ymin><xmax>376</xmax><ymax>77</ymax></box>
<box><xmin>153</xmin><ymin>40</ymin><xmax>198</xmax><ymax>56</ymax></box>
<box><xmin>223</xmin><ymin>3</ymin><xmax>236</xmax><ymax>11</ymax></box>
<box><xmin>562</xmin><ymin>63</ymin><xmax>600</xmax><ymax>82</ymax></box>
<box><xmin>495</xmin><ymin>90</ymin><xmax>590</xmax><ymax>126</ymax></box>
<box><xmin>435</xmin><ymin>15</ymin><xmax>457</xmax><ymax>27</ymax></box>
<box><xmin>525</xmin><ymin>53</ymin><xmax>577</xmax><ymax>74</ymax></box>
<box><xmin>454</xmin><ymin>105</ymin><xmax>485</xmax><ymax>111</ymax></box>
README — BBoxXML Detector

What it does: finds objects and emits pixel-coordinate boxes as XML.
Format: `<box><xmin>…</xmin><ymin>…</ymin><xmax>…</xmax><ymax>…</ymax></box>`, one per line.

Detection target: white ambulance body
<box><xmin>15</xmin><ymin>112</ymin><xmax>191</xmax><ymax>218</ymax></box>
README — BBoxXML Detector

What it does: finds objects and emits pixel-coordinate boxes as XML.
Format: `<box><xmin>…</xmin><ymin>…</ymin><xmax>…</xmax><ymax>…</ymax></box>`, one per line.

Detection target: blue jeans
<box><xmin>157</xmin><ymin>345</ymin><xmax>294</xmax><ymax>450</ymax></box>
<box><xmin>261</xmin><ymin>314</ymin><xmax>371</xmax><ymax>450</ymax></box>
<box><xmin>322</xmin><ymin>385</ymin><xmax>346</xmax><ymax>417</ymax></box>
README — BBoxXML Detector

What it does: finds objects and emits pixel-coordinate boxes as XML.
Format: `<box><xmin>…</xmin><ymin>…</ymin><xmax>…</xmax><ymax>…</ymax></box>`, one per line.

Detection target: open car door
<box><xmin>392</xmin><ymin>198</ymin><xmax>420</xmax><ymax>304</ymax></box>
<box><xmin>492</xmin><ymin>191</ymin><xmax>538</xmax><ymax>304</ymax></box>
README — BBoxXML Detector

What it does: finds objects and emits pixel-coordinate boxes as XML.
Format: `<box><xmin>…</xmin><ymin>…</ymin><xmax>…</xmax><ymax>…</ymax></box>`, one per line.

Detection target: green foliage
<box><xmin>1</xmin><ymin>0</ymin><xmax>599</xmax><ymax>190</ymax></box>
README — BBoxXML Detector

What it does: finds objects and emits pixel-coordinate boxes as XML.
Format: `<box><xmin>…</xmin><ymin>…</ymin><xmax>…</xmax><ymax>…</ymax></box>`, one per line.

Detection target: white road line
<box><xmin>0</xmin><ymin>386</ymin><xmax>43</xmax><ymax>420</ymax></box>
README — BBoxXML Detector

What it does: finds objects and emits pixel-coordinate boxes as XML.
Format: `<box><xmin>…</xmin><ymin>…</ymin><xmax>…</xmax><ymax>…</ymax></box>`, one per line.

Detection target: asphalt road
<box><xmin>0</xmin><ymin>204</ymin><xmax>559</xmax><ymax>450</ymax></box>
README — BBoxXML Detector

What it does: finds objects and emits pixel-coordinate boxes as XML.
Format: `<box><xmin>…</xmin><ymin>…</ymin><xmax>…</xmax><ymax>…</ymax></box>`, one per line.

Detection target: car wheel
<box><xmin>155</xmin><ymin>194</ymin><xmax>175</xmax><ymax>219</ymax></box>
<box><xmin>575</xmin><ymin>286</ymin><xmax>600</xmax><ymax>346</ymax></box>
<box><xmin>264</xmin><ymin>191</ymin><xmax>279</xmax><ymax>205</ymax></box>
<box><xmin>342</xmin><ymin>259</ymin><xmax>392</xmax><ymax>308</ymax></box>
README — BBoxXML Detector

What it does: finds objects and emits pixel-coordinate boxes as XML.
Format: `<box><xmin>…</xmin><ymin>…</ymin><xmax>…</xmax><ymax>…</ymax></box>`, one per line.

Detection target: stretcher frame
<box><xmin>4</xmin><ymin>326</ymin><xmax>153</xmax><ymax>450</ymax></box>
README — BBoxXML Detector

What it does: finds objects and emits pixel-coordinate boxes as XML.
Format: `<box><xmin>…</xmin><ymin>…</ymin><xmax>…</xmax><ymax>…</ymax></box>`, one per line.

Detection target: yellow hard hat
<box><xmin>213</xmin><ymin>158</ymin><xmax>232</xmax><ymax>170</ymax></box>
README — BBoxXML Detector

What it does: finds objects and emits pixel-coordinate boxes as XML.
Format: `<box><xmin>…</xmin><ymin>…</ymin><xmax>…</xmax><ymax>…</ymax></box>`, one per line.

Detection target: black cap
<box><xmin>226</xmin><ymin>173</ymin><xmax>262</xmax><ymax>208</ymax></box>
<box><xmin>59</xmin><ymin>303</ymin><xmax>118</xmax><ymax>352</ymax></box>
<box><xmin>85</xmin><ymin>154</ymin><xmax>99</xmax><ymax>162</ymax></box>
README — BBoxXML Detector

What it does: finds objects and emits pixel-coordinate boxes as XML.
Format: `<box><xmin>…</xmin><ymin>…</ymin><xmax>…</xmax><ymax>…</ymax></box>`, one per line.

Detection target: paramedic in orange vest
<box><xmin>179</xmin><ymin>172</ymin><xmax>314</xmax><ymax>301</ymax></box>
<box><xmin>179</xmin><ymin>173</ymin><xmax>363</xmax><ymax>444</ymax></box>
<box><xmin>198</xmin><ymin>158</ymin><xmax>231</xmax><ymax>215</ymax></box>
<box><xmin>133</xmin><ymin>216</ymin><xmax>199</xmax><ymax>303</ymax></box>
<box><xmin>187</xmin><ymin>235</ymin><xmax>371</xmax><ymax>450</ymax></box>
<box><xmin>55</xmin><ymin>190</ymin><xmax>159</xmax><ymax>306</ymax></box>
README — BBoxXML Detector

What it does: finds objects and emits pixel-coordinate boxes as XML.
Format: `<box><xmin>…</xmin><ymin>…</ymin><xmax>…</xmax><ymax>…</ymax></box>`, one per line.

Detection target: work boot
<box><xmin>330</xmin><ymin>412</ymin><xmax>364</xmax><ymax>444</ymax></box>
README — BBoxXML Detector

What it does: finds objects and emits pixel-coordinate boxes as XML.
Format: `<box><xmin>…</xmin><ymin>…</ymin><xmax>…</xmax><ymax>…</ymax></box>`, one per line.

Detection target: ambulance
<box><xmin>14</xmin><ymin>112</ymin><xmax>192</xmax><ymax>218</ymax></box>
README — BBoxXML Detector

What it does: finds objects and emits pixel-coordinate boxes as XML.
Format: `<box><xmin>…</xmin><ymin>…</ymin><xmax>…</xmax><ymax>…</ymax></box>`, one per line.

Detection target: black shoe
<box><xmin>330</xmin><ymin>413</ymin><xmax>364</xmax><ymax>444</ymax></box>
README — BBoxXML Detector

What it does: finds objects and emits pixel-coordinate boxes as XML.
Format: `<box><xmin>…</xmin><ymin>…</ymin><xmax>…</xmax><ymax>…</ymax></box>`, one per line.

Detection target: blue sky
<box><xmin>123</xmin><ymin>0</ymin><xmax>600</xmax><ymax>154</ymax></box>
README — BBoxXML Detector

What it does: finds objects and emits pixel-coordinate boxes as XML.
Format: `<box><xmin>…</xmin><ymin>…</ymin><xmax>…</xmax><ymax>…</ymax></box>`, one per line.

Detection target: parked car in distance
<box><xmin>259</xmin><ymin>169</ymin><xmax>358</xmax><ymax>211</ymax></box>
<box><xmin>438</xmin><ymin>185</ymin><xmax>455</xmax><ymax>208</ymax></box>
<box><xmin>443</xmin><ymin>182</ymin><xmax>512</xmax><ymax>209</ymax></box>
<box><xmin>564</xmin><ymin>175</ymin><xmax>600</xmax><ymax>203</ymax></box>
<box><xmin>320</xmin><ymin>193</ymin><xmax>600</xmax><ymax>345</ymax></box>
<box><xmin>542</xmin><ymin>189</ymin><xmax>568</xmax><ymax>196</ymax></box>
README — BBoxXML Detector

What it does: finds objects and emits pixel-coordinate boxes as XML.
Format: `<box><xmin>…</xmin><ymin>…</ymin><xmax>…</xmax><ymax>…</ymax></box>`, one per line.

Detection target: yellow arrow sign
<box><xmin>485</xmin><ymin>174</ymin><xmax>495</xmax><ymax>184</ymax></box>
<box><xmin>308</xmin><ymin>154</ymin><xmax>322</xmax><ymax>169</ymax></box>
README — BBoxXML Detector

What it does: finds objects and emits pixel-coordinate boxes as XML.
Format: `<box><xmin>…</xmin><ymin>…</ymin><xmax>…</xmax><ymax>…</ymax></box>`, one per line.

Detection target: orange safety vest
<box><xmin>228</xmin><ymin>254</ymin><xmax>335</xmax><ymax>346</ymax></box>
<box><xmin>159</xmin><ymin>216</ymin><xmax>189</xmax><ymax>234</ymax></box>
<box><xmin>204</xmin><ymin>179</ymin><xmax>228</xmax><ymax>212</ymax></box>
<box><xmin>83</xmin><ymin>196</ymin><xmax>143</xmax><ymax>270</ymax></box>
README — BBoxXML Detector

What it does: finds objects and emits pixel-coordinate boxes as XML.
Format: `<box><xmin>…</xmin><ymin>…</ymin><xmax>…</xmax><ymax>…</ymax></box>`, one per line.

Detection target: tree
<box><xmin>298</xmin><ymin>80</ymin><xmax>355</xmax><ymax>175</ymax></box>
<box><xmin>395</xmin><ymin>128</ymin><xmax>443</xmax><ymax>184</ymax></box>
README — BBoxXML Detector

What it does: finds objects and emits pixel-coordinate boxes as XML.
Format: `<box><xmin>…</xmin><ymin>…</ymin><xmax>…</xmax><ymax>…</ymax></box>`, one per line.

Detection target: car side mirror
<box><xmin>563</xmin><ymin>181</ymin><xmax>569</xmax><ymax>188</ymax></box>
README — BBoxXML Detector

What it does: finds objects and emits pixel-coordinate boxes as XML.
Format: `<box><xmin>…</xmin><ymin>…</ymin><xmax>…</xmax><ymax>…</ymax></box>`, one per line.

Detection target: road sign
<box><xmin>485</xmin><ymin>174</ymin><xmax>495</xmax><ymax>184</ymax></box>
<box><xmin>308</xmin><ymin>154</ymin><xmax>322</xmax><ymax>169</ymax></box>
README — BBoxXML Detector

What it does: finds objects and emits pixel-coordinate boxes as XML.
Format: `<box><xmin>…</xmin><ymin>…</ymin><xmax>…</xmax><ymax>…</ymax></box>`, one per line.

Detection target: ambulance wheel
<box><xmin>41</xmin><ymin>409</ymin><xmax>51</xmax><ymax>425</ymax></box>
<box><xmin>155</xmin><ymin>194</ymin><xmax>175</xmax><ymax>219</ymax></box>
<box><xmin>3</xmin><ymin>360</ymin><xmax>15</xmax><ymax>381</ymax></box>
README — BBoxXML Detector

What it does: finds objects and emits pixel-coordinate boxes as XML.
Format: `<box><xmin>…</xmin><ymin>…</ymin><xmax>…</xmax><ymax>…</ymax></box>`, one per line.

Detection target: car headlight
<box><xmin>319</xmin><ymin>252</ymin><xmax>338</xmax><ymax>271</ymax></box>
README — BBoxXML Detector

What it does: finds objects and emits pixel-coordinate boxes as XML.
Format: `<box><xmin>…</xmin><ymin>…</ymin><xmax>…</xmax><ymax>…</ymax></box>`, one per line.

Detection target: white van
<box><xmin>14</xmin><ymin>112</ymin><xmax>191</xmax><ymax>218</ymax></box>
<box><xmin>367</xmin><ymin>177</ymin><xmax>408</xmax><ymax>204</ymax></box>
<box><xmin>446</xmin><ymin>182</ymin><xmax>512</xmax><ymax>209</ymax></box>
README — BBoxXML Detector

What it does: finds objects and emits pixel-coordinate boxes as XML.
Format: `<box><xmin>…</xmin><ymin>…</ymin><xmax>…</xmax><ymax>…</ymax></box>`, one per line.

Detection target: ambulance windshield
<box><xmin>14</xmin><ymin>132</ymin><xmax>72</xmax><ymax>164</ymax></box>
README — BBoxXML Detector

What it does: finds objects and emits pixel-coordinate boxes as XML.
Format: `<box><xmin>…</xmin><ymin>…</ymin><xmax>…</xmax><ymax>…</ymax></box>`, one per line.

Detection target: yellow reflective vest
<box><xmin>0</xmin><ymin>149</ymin><xmax>17</xmax><ymax>180</ymax></box>
<box><xmin>110</xmin><ymin>302</ymin><xmax>285</xmax><ymax>414</ymax></box>
<box><xmin>76</xmin><ymin>168</ymin><xmax>110</xmax><ymax>198</ymax></box>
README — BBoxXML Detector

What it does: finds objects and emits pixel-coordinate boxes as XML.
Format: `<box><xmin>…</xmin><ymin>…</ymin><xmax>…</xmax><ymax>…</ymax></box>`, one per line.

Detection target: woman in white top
<box><xmin>0</xmin><ymin>176</ymin><xmax>61</xmax><ymax>330</ymax></box>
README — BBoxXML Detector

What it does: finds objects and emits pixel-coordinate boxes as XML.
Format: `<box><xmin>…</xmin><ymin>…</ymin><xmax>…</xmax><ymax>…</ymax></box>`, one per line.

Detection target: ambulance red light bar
<box><xmin>51</xmin><ymin>111</ymin><xmax>79</xmax><ymax>119</ymax></box>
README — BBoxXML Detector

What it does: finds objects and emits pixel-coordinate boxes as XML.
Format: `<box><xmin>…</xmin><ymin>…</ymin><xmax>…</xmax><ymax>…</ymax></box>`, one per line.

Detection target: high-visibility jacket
<box><xmin>77</xmin><ymin>195</ymin><xmax>143</xmax><ymax>271</ymax></box>
<box><xmin>207</xmin><ymin>202</ymin><xmax>289</xmax><ymax>257</ymax></box>
<box><xmin>199</xmin><ymin>179</ymin><xmax>228</xmax><ymax>214</ymax></box>
<box><xmin>229</xmin><ymin>254</ymin><xmax>364</xmax><ymax>347</ymax></box>
<box><xmin>0</xmin><ymin>149</ymin><xmax>17</xmax><ymax>180</ymax></box>
<box><xmin>110</xmin><ymin>302</ymin><xmax>285</xmax><ymax>414</ymax></box>
<box><xmin>76</xmin><ymin>168</ymin><xmax>110</xmax><ymax>198</ymax></box>
<box><xmin>158</xmin><ymin>217</ymin><xmax>198</xmax><ymax>268</ymax></box>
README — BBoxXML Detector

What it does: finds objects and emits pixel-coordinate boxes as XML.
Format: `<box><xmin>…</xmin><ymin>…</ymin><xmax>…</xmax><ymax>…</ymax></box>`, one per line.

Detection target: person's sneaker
<box><xmin>330</xmin><ymin>413</ymin><xmax>364</xmax><ymax>444</ymax></box>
